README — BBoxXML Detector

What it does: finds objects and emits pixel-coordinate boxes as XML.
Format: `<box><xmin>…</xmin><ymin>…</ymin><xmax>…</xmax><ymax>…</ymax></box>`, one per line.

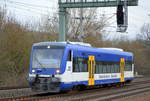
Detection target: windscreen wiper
<box><xmin>34</xmin><ymin>54</ymin><xmax>47</xmax><ymax>71</ymax></box>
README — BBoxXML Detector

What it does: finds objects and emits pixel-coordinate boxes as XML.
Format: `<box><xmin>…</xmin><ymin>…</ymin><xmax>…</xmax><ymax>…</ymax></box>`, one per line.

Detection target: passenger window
<box><xmin>114</xmin><ymin>63</ymin><xmax>119</xmax><ymax>73</ymax></box>
<box><xmin>73</xmin><ymin>58</ymin><xmax>88</xmax><ymax>72</ymax></box>
<box><xmin>95</xmin><ymin>63</ymin><xmax>99</xmax><ymax>74</ymax></box>
<box><xmin>99</xmin><ymin>63</ymin><xmax>103</xmax><ymax>73</ymax></box>
<box><xmin>95</xmin><ymin>61</ymin><xmax>123</xmax><ymax>73</ymax></box>
<box><xmin>103</xmin><ymin>64</ymin><xmax>107</xmax><ymax>73</ymax></box>
<box><xmin>106</xmin><ymin>63</ymin><xmax>111</xmax><ymax>73</ymax></box>
<box><xmin>95</xmin><ymin>62</ymin><xmax>104</xmax><ymax>74</ymax></box>
<box><xmin>125</xmin><ymin>62</ymin><xmax>132</xmax><ymax>71</ymax></box>
<box><xmin>111</xmin><ymin>63</ymin><xmax>115</xmax><ymax>73</ymax></box>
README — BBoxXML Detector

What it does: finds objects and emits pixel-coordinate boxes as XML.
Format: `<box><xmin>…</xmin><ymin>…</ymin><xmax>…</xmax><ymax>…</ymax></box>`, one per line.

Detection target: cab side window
<box><xmin>67</xmin><ymin>50</ymin><xmax>72</xmax><ymax>61</ymax></box>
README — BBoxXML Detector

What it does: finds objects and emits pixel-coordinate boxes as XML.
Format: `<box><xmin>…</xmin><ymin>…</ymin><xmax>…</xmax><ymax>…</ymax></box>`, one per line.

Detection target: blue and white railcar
<box><xmin>28</xmin><ymin>42</ymin><xmax>134</xmax><ymax>92</ymax></box>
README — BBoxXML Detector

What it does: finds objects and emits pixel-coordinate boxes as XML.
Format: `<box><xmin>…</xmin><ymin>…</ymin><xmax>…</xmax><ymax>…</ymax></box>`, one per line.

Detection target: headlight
<box><xmin>56</xmin><ymin>69</ymin><xmax>60</xmax><ymax>74</ymax></box>
<box><xmin>47</xmin><ymin>46</ymin><xmax>50</xmax><ymax>48</ymax></box>
<box><xmin>32</xmin><ymin>70</ymin><xmax>35</xmax><ymax>73</ymax></box>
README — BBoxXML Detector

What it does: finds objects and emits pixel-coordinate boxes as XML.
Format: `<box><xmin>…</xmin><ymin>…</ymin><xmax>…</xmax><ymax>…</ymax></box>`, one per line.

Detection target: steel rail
<box><xmin>1</xmin><ymin>78</ymin><xmax>150</xmax><ymax>101</ymax></box>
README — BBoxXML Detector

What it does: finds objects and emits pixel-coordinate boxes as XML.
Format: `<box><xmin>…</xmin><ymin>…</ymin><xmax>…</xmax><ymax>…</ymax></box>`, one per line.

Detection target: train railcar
<box><xmin>28</xmin><ymin>42</ymin><xmax>134</xmax><ymax>93</ymax></box>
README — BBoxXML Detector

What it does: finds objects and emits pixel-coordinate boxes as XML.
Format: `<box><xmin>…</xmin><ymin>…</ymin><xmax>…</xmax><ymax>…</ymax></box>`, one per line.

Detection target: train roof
<box><xmin>67</xmin><ymin>44</ymin><xmax>133</xmax><ymax>57</ymax></box>
<box><xmin>33</xmin><ymin>41</ymin><xmax>92</xmax><ymax>47</ymax></box>
<box><xmin>33</xmin><ymin>42</ymin><xmax>67</xmax><ymax>47</ymax></box>
<box><xmin>33</xmin><ymin>42</ymin><xmax>133</xmax><ymax>57</ymax></box>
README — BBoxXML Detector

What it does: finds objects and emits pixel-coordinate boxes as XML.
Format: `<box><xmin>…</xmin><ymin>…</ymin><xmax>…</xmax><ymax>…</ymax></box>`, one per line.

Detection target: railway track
<box><xmin>1</xmin><ymin>77</ymin><xmax>150</xmax><ymax>101</ymax></box>
<box><xmin>69</xmin><ymin>83</ymin><xmax>150</xmax><ymax>101</ymax></box>
<box><xmin>0</xmin><ymin>86</ymin><xmax>28</xmax><ymax>90</ymax></box>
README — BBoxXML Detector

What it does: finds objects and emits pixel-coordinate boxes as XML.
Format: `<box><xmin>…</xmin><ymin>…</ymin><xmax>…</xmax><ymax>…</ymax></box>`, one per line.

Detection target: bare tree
<box><xmin>137</xmin><ymin>23</ymin><xmax>150</xmax><ymax>49</ymax></box>
<box><xmin>134</xmin><ymin>23</ymin><xmax>150</xmax><ymax>75</ymax></box>
<box><xmin>40</xmin><ymin>8</ymin><xmax>110</xmax><ymax>42</ymax></box>
<box><xmin>0</xmin><ymin>8</ymin><xmax>5</xmax><ymax>29</ymax></box>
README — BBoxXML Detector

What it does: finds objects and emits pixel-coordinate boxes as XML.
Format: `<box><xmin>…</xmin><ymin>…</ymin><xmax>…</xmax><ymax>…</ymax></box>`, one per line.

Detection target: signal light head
<box><xmin>117</xmin><ymin>5</ymin><xmax>124</xmax><ymax>25</ymax></box>
<box><xmin>56</xmin><ymin>69</ymin><xmax>60</xmax><ymax>74</ymax></box>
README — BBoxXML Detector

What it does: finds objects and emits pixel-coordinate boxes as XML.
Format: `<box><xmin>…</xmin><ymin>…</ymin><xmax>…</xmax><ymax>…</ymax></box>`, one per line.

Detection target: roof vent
<box><xmin>67</xmin><ymin>41</ymin><xmax>91</xmax><ymax>47</ymax></box>
<box><xmin>100</xmin><ymin>48</ymin><xmax>123</xmax><ymax>51</ymax></box>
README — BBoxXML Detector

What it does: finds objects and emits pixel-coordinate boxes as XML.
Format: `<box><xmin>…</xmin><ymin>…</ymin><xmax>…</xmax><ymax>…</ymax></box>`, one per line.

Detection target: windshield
<box><xmin>32</xmin><ymin>47</ymin><xmax>64</xmax><ymax>68</ymax></box>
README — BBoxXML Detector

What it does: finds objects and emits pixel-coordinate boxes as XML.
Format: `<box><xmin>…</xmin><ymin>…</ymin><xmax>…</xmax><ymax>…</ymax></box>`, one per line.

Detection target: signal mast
<box><xmin>117</xmin><ymin>0</ymin><xmax>128</xmax><ymax>32</ymax></box>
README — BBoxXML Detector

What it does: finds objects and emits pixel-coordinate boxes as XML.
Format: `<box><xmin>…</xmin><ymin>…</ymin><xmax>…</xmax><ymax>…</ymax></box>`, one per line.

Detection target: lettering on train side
<box><xmin>99</xmin><ymin>75</ymin><xmax>110</xmax><ymax>78</ymax></box>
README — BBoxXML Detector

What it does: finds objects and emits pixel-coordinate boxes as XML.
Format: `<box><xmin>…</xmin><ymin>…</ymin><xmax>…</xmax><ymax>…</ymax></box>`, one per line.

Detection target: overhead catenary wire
<box><xmin>1</xmin><ymin>0</ymin><xmax>57</xmax><ymax>9</ymax></box>
<box><xmin>0</xmin><ymin>0</ymin><xmax>59</xmax><ymax>17</ymax></box>
<box><xmin>0</xmin><ymin>0</ymin><xmax>58</xmax><ymax>13</ymax></box>
<box><xmin>0</xmin><ymin>0</ymin><xmax>58</xmax><ymax>17</ymax></box>
<box><xmin>1</xmin><ymin>0</ymin><xmax>143</xmax><ymax>29</ymax></box>
<box><xmin>9</xmin><ymin>6</ymin><xmax>49</xmax><ymax>16</ymax></box>
<box><xmin>5</xmin><ymin>4</ymin><xmax>58</xmax><ymax>18</ymax></box>
<box><xmin>5</xmin><ymin>4</ymin><xmax>49</xmax><ymax>15</ymax></box>
<box><xmin>139</xmin><ymin>4</ymin><xmax>150</xmax><ymax>12</ymax></box>
<box><xmin>0</xmin><ymin>0</ymin><xmax>118</xmax><ymax>21</ymax></box>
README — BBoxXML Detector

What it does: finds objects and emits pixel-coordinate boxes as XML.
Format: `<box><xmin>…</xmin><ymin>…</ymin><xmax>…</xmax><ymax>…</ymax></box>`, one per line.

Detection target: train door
<box><xmin>65</xmin><ymin>50</ymin><xmax>73</xmax><ymax>83</ymax></box>
<box><xmin>88</xmin><ymin>56</ymin><xmax>95</xmax><ymax>86</ymax></box>
<box><xmin>120</xmin><ymin>58</ymin><xmax>125</xmax><ymax>82</ymax></box>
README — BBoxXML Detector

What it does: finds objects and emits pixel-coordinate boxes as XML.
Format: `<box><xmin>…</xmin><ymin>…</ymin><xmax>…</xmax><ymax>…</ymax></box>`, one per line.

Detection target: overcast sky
<box><xmin>0</xmin><ymin>0</ymin><xmax>150</xmax><ymax>40</ymax></box>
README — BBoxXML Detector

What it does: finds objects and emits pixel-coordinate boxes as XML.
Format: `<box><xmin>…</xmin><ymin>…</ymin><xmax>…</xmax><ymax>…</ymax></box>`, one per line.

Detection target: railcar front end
<box><xmin>28</xmin><ymin>42</ymin><xmax>68</xmax><ymax>93</ymax></box>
